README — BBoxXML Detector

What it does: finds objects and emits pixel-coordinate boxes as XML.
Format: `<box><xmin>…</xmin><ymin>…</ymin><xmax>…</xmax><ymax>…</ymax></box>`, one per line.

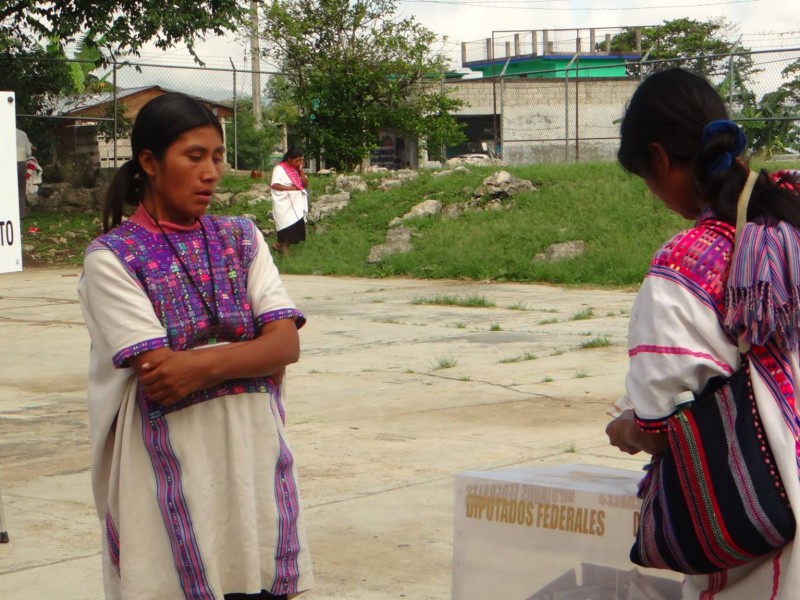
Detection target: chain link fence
<box><xmin>7</xmin><ymin>47</ymin><xmax>800</xmax><ymax>176</ymax></box>
<box><xmin>9</xmin><ymin>56</ymin><xmax>280</xmax><ymax>176</ymax></box>
<box><xmin>447</xmin><ymin>46</ymin><xmax>800</xmax><ymax>164</ymax></box>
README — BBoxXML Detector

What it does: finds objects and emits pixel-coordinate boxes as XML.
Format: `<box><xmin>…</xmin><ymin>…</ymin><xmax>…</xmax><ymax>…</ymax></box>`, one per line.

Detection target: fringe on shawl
<box><xmin>724</xmin><ymin>170</ymin><xmax>800</xmax><ymax>349</ymax></box>
<box><xmin>724</xmin><ymin>219</ymin><xmax>800</xmax><ymax>350</ymax></box>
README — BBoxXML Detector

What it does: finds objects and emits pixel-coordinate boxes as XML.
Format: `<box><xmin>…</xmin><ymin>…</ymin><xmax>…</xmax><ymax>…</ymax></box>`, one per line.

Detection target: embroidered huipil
<box><xmin>78</xmin><ymin>207</ymin><xmax>313</xmax><ymax>599</ymax></box>
<box><xmin>615</xmin><ymin>215</ymin><xmax>800</xmax><ymax>599</ymax></box>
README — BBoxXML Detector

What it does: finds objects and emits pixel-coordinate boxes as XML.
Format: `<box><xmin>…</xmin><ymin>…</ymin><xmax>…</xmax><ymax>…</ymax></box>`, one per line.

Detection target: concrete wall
<box><xmin>446</xmin><ymin>77</ymin><xmax>638</xmax><ymax>164</ymax></box>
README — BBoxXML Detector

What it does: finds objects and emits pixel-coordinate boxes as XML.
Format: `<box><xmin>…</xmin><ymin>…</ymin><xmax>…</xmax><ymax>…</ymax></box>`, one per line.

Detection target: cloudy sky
<box><xmin>124</xmin><ymin>0</ymin><xmax>800</xmax><ymax>69</ymax></box>
<box><xmin>110</xmin><ymin>0</ymin><xmax>800</xmax><ymax>99</ymax></box>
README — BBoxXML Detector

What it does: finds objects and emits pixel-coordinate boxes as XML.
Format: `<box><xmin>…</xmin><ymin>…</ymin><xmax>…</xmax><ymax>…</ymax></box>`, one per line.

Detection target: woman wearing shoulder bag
<box><xmin>606</xmin><ymin>67</ymin><xmax>800</xmax><ymax>597</ymax></box>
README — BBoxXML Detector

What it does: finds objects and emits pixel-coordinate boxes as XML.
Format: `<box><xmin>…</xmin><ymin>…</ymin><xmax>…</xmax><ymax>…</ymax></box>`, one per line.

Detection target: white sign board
<box><xmin>0</xmin><ymin>91</ymin><xmax>22</xmax><ymax>273</ymax></box>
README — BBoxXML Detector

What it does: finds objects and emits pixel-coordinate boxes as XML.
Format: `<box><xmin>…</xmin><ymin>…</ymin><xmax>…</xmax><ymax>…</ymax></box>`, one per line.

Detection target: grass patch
<box><xmin>31</xmin><ymin>160</ymin><xmax>800</xmax><ymax>281</ymax></box>
<box><xmin>575</xmin><ymin>370</ymin><xmax>589</xmax><ymax>378</ymax></box>
<box><xmin>506</xmin><ymin>302</ymin><xmax>530</xmax><ymax>311</ymax></box>
<box><xmin>563</xmin><ymin>441</ymin><xmax>577</xmax><ymax>453</ymax></box>
<box><xmin>21</xmin><ymin>214</ymin><xmax>102</xmax><ymax>266</ymax></box>
<box><xmin>541</xmin><ymin>375</ymin><xmax>554</xmax><ymax>383</ymax></box>
<box><xmin>489</xmin><ymin>323</ymin><xmax>502</xmax><ymax>331</ymax></box>
<box><xmin>570</xmin><ymin>307</ymin><xmax>594</xmax><ymax>321</ymax></box>
<box><xmin>411</xmin><ymin>294</ymin><xmax>496</xmax><ymax>308</ymax></box>
<box><xmin>580</xmin><ymin>336</ymin><xmax>612</xmax><ymax>349</ymax></box>
<box><xmin>217</xmin><ymin>173</ymin><xmax>259</xmax><ymax>195</ymax></box>
<box><xmin>432</xmin><ymin>356</ymin><xmax>458</xmax><ymax>370</ymax></box>
<box><xmin>537</xmin><ymin>318</ymin><xmax>558</xmax><ymax>325</ymax></box>
<box><xmin>499</xmin><ymin>352</ymin><xmax>538</xmax><ymax>364</ymax></box>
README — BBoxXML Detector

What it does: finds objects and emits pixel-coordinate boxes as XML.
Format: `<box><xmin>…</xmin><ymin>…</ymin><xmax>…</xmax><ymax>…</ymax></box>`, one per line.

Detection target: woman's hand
<box><xmin>606</xmin><ymin>409</ymin><xmax>668</xmax><ymax>455</ymax></box>
<box><xmin>606</xmin><ymin>410</ymin><xmax>642</xmax><ymax>455</ymax></box>
<box><xmin>134</xmin><ymin>348</ymin><xmax>212</xmax><ymax>406</ymax></box>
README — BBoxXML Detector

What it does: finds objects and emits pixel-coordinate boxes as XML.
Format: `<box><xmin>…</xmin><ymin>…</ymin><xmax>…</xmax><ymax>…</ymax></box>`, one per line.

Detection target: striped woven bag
<box><xmin>630</xmin><ymin>171</ymin><xmax>796</xmax><ymax>574</ymax></box>
<box><xmin>630</xmin><ymin>363</ymin><xmax>795</xmax><ymax>574</ymax></box>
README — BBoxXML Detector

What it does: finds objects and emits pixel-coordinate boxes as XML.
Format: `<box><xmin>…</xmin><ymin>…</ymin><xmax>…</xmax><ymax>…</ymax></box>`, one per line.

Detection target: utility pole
<box><xmin>250</xmin><ymin>0</ymin><xmax>262</xmax><ymax>129</ymax></box>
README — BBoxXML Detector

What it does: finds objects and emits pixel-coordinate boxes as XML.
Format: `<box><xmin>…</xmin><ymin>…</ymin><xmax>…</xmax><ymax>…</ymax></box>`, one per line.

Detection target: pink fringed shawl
<box><xmin>279</xmin><ymin>162</ymin><xmax>305</xmax><ymax>190</ymax></box>
<box><xmin>724</xmin><ymin>170</ymin><xmax>800</xmax><ymax>349</ymax></box>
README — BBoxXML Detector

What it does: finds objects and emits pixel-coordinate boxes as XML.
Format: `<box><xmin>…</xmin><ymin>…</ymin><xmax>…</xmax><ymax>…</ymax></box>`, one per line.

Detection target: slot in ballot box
<box><xmin>452</xmin><ymin>464</ymin><xmax>682</xmax><ymax>600</ymax></box>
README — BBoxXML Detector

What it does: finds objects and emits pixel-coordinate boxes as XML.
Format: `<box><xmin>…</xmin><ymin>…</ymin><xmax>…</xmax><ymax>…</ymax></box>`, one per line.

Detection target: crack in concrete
<box><xmin>0</xmin><ymin>552</ymin><xmax>100</xmax><ymax>576</ymax></box>
<box><xmin>0</xmin><ymin>317</ymin><xmax>84</xmax><ymax>326</ymax></box>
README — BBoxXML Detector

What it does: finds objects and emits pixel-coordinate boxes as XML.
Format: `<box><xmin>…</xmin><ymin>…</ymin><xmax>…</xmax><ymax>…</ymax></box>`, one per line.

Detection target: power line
<box><xmin>402</xmin><ymin>0</ymin><xmax>762</xmax><ymax>9</ymax></box>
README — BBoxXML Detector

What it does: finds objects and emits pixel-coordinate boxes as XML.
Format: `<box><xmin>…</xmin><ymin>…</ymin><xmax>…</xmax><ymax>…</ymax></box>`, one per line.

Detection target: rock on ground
<box><xmin>308</xmin><ymin>191</ymin><xmax>351</xmax><ymax>223</ymax></box>
<box><xmin>335</xmin><ymin>175</ymin><xmax>368</xmax><ymax>193</ymax></box>
<box><xmin>474</xmin><ymin>171</ymin><xmax>535</xmax><ymax>199</ymax></box>
<box><xmin>533</xmin><ymin>240</ymin><xmax>587</xmax><ymax>263</ymax></box>
<box><xmin>367</xmin><ymin>227</ymin><xmax>414</xmax><ymax>263</ymax></box>
<box><xmin>389</xmin><ymin>199</ymin><xmax>443</xmax><ymax>227</ymax></box>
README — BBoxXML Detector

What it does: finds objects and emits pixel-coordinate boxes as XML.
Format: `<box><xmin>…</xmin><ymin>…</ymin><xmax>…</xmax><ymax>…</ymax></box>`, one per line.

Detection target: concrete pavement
<box><xmin>0</xmin><ymin>267</ymin><xmax>649</xmax><ymax>599</ymax></box>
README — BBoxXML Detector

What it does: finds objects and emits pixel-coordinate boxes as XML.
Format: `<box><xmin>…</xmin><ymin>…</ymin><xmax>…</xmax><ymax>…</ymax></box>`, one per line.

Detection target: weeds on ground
<box><xmin>411</xmin><ymin>294</ymin><xmax>496</xmax><ymax>308</ymax></box>
<box><xmin>580</xmin><ymin>336</ymin><xmax>612</xmax><ymax>349</ymax></box>
<box><xmin>499</xmin><ymin>352</ymin><xmax>538</xmax><ymax>364</ymax></box>
<box><xmin>570</xmin><ymin>308</ymin><xmax>594</xmax><ymax>321</ymax></box>
<box><xmin>506</xmin><ymin>302</ymin><xmax>530</xmax><ymax>311</ymax></box>
<box><xmin>432</xmin><ymin>357</ymin><xmax>458</xmax><ymax>370</ymax></box>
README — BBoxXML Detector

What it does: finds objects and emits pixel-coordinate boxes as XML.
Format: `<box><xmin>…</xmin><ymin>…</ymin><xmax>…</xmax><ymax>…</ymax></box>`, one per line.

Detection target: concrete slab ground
<box><xmin>0</xmin><ymin>267</ymin><xmax>651</xmax><ymax>599</ymax></box>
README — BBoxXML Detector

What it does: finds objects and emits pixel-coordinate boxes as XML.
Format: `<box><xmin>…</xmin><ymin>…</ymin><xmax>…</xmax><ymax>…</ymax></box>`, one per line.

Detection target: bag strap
<box><xmin>734</xmin><ymin>170</ymin><xmax>759</xmax><ymax>252</ymax></box>
<box><xmin>734</xmin><ymin>170</ymin><xmax>759</xmax><ymax>354</ymax></box>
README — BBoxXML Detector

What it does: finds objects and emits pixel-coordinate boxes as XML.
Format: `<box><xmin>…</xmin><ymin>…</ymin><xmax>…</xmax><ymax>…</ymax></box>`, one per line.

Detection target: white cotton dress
<box><xmin>78</xmin><ymin>210</ymin><xmax>313</xmax><ymax>599</ymax></box>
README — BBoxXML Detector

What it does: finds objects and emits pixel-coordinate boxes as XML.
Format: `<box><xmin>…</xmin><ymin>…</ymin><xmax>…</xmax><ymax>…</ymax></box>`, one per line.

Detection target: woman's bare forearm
<box><xmin>130</xmin><ymin>318</ymin><xmax>300</xmax><ymax>404</ymax></box>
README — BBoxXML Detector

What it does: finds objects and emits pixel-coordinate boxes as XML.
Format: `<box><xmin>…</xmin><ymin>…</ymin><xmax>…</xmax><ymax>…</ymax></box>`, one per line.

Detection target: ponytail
<box><xmin>695</xmin><ymin>121</ymin><xmax>800</xmax><ymax>228</ymax></box>
<box><xmin>102</xmin><ymin>159</ymin><xmax>145</xmax><ymax>232</ymax></box>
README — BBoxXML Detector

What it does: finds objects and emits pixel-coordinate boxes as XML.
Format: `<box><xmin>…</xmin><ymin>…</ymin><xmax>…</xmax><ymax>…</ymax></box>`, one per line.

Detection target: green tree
<box><xmin>606</xmin><ymin>18</ymin><xmax>755</xmax><ymax>83</ymax></box>
<box><xmin>738</xmin><ymin>59</ymin><xmax>800</xmax><ymax>156</ymax></box>
<box><xmin>261</xmin><ymin>0</ymin><xmax>465</xmax><ymax>170</ymax></box>
<box><xmin>778</xmin><ymin>59</ymin><xmax>800</xmax><ymax>105</ymax></box>
<box><xmin>0</xmin><ymin>37</ymin><xmax>74</xmax><ymax>161</ymax></box>
<box><xmin>739</xmin><ymin>89</ymin><xmax>798</xmax><ymax>156</ymax></box>
<box><xmin>2</xmin><ymin>2</ymin><xmax>247</xmax><ymax>160</ymax></box>
<box><xmin>0</xmin><ymin>1</ymin><xmax>246</xmax><ymax>60</ymax></box>
<box><xmin>226</xmin><ymin>99</ymin><xmax>282</xmax><ymax>170</ymax></box>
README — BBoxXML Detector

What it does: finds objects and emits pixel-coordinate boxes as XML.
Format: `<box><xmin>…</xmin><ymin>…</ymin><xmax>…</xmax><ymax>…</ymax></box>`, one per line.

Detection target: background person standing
<box><xmin>270</xmin><ymin>147</ymin><xmax>308</xmax><ymax>256</ymax></box>
<box><xmin>15</xmin><ymin>128</ymin><xmax>31</xmax><ymax>218</ymax></box>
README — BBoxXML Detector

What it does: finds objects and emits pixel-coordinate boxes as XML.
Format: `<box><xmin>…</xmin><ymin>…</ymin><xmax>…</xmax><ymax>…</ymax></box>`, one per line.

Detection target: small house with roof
<box><xmin>57</xmin><ymin>85</ymin><xmax>234</xmax><ymax>169</ymax></box>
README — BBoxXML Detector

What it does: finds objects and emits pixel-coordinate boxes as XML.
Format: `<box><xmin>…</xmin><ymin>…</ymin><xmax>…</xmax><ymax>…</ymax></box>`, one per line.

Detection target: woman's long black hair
<box><xmin>618</xmin><ymin>68</ymin><xmax>800</xmax><ymax>226</ymax></box>
<box><xmin>103</xmin><ymin>93</ymin><xmax>223</xmax><ymax>232</ymax></box>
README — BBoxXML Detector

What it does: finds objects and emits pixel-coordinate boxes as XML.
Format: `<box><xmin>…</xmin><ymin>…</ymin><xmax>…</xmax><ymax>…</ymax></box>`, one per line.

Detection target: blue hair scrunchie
<box><xmin>701</xmin><ymin>119</ymin><xmax>747</xmax><ymax>176</ymax></box>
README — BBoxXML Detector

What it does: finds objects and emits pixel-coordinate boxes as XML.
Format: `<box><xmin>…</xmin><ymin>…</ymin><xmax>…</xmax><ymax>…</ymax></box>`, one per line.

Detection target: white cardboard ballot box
<box><xmin>452</xmin><ymin>464</ymin><xmax>682</xmax><ymax>600</ymax></box>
